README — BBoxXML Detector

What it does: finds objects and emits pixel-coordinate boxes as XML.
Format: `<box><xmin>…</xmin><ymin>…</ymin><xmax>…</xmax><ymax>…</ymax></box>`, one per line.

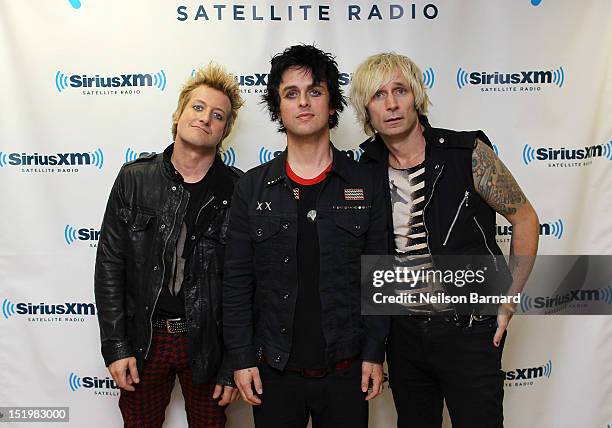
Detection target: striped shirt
<box><xmin>389</xmin><ymin>164</ymin><xmax>451</xmax><ymax>313</ymax></box>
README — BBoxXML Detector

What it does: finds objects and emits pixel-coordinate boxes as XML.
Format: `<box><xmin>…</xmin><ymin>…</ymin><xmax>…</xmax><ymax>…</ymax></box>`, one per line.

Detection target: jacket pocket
<box><xmin>334</xmin><ymin>211</ymin><xmax>369</xmax><ymax>237</ymax></box>
<box><xmin>249</xmin><ymin>216</ymin><xmax>282</xmax><ymax>266</ymax></box>
<box><xmin>125</xmin><ymin>209</ymin><xmax>157</xmax><ymax>262</ymax></box>
<box><xmin>249</xmin><ymin>216</ymin><xmax>281</xmax><ymax>242</ymax></box>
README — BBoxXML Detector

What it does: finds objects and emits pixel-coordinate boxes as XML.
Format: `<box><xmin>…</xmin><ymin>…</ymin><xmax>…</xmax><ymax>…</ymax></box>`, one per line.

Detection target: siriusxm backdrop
<box><xmin>1</xmin><ymin>1</ymin><xmax>611</xmax><ymax>427</ymax></box>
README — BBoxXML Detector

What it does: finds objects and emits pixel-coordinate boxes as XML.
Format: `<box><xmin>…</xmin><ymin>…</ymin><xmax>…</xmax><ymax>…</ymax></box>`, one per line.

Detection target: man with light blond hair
<box><xmin>350</xmin><ymin>53</ymin><xmax>539</xmax><ymax>428</ymax></box>
<box><xmin>95</xmin><ymin>64</ymin><xmax>243</xmax><ymax>427</ymax></box>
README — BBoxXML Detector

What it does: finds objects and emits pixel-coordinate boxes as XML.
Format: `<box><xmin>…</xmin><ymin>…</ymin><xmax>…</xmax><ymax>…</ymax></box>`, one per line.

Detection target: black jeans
<box><xmin>387</xmin><ymin>315</ymin><xmax>506</xmax><ymax>428</ymax></box>
<box><xmin>252</xmin><ymin>360</ymin><xmax>368</xmax><ymax>428</ymax></box>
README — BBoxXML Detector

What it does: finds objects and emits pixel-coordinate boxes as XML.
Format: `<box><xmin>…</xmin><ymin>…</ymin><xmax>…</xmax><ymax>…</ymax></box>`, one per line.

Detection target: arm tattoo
<box><xmin>472</xmin><ymin>139</ymin><xmax>526</xmax><ymax>216</ymax></box>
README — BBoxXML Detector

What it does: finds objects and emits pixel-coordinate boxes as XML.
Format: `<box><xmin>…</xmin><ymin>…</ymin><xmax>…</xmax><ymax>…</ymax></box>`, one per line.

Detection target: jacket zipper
<box><xmin>473</xmin><ymin>217</ymin><xmax>499</xmax><ymax>271</ymax></box>
<box><xmin>195</xmin><ymin>195</ymin><xmax>215</xmax><ymax>226</ymax></box>
<box><xmin>442</xmin><ymin>191</ymin><xmax>469</xmax><ymax>246</ymax></box>
<box><xmin>145</xmin><ymin>188</ymin><xmax>186</xmax><ymax>359</ymax></box>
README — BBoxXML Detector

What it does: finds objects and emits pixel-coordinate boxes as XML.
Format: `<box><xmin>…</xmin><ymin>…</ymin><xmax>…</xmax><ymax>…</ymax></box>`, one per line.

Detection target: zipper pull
<box><xmin>465</xmin><ymin>191</ymin><xmax>469</xmax><ymax>207</ymax></box>
<box><xmin>469</xmin><ymin>312</ymin><xmax>474</xmax><ymax>328</ymax></box>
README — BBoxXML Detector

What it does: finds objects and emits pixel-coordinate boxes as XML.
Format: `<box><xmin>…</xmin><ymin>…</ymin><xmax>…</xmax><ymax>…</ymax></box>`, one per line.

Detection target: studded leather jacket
<box><xmin>94</xmin><ymin>144</ymin><xmax>241</xmax><ymax>385</ymax></box>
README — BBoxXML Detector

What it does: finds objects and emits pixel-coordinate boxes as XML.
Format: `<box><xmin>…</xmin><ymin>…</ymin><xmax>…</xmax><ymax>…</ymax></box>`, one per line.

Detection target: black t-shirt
<box><xmin>285</xmin><ymin>161</ymin><xmax>331</xmax><ymax>370</ymax></box>
<box><xmin>154</xmin><ymin>162</ymin><xmax>214</xmax><ymax>319</ymax></box>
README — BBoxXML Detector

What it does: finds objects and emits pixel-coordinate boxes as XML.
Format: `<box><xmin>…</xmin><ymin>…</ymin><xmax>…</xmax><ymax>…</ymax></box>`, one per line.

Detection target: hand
<box><xmin>361</xmin><ymin>361</ymin><xmax>383</xmax><ymax>400</ymax></box>
<box><xmin>108</xmin><ymin>357</ymin><xmax>140</xmax><ymax>391</ymax></box>
<box><xmin>212</xmin><ymin>384</ymin><xmax>240</xmax><ymax>406</ymax></box>
<box><xmin>234</xmin><ymin>367</ymin><xmax>263</xmax><ymax>405</ymax></box>
<box><xmin>494</xmin><ymin>303</ymin><xmax>515</xmax><ymax>347</ymax></box>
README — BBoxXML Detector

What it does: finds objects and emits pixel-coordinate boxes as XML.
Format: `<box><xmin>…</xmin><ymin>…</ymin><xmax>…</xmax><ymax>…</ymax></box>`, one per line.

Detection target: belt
<box><xmin>408</xmin><ymin>313</ymin><xmax>496</xmax><ymax>328</ymax></box>
<box><xmin>152</xmin><ymin>317</ymin><xmax>188</xmax><ymax>334</ymax></box>
<box><xmin>281</xmin><ymin>358</ymin><xmax>357</xmax><ymax>379</ymax></box>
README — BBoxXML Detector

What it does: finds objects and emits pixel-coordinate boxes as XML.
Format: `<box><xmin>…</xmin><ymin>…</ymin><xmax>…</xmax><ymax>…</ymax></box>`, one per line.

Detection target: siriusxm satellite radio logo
<box><xmin>220</xmin><ymin>148</ymin><xmax>237</xmax><ymax>167</ymax></box>
<box><xmin>422</xmin><ymin>67</ymin><xmax>435</xmax><ymax>89</ymax></box>
<box><xmin>340</xmin><ymin>148</ymin><xmax>364</xmax><ymax>161</ymax></box>
<box><xmin>125</xmin><ymin>148</ymin><xmax>157</xmax><ymax>163</ymax></box>
<box><xmin>497</xmin><ymin>219</ymin><xmax>564</xmax><ymax>242</ymax></box>
<box><xmin>456</xmin><ymin>66</ymin><xmax>564</xmax><ymax>93</ymax></box>
<box><xmin>2</xmin><ymin>298</ymin><xmax>95</xmax><ymax>323</ymax></box>
<box><xmin>520</xmin><ymin>286</ymin><xmax>612</xmax><ymax>314</ymax></box>
<box><xmin>259</xmin><ymin>147</ymin><xmax>283</xmax><ymax>164</ymax></box>
<box><xmin>505</xmin><ymin>360</ymin><xmax>552</xmax><ymax>388</ymax></box>
<box><xmin>55</xmin><ymin>70</ymin><xmax>167</xmax><ymax>95</ymax></box>
<box><xmin>68</xmin><ymin>372</ymin><xmax>119</xmax><ymax>396</ymax></box>
<box><xmin>0</xmin><ymin>148</ymin><xmax>104</xmax><ymax>174</ymax></box>
<box><xmin>259</xmin><ymin>147</ymin><xmax>363</xmax><ymax>164</ymax></box>
<box><xmin>64</xmin><ymin>225</ymin><xmax>100</xmax><ymax>247</ymax></box>
<box><xmin>522</xmin><ymin>141</ymin><xmax>612</xmax><ymax>167</ymax></box>
<box><xmin>193</xmin><ymin>69</ymin><xmax>354</xmax><ymax>94</ymax></box>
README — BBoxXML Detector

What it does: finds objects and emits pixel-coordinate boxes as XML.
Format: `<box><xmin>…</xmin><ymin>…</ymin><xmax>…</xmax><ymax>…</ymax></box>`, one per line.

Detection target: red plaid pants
<box><xmin>118</xmin><ymin>329</ymin><xmax>226</xmax><ymax>427</ymax></box>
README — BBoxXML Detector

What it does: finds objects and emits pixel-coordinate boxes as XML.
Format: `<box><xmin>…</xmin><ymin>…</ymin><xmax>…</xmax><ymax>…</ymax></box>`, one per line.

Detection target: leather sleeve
<box><xmin>94</xmin><ymin>170</ymin><xmax>133</xmax><ymax>366</ymax></box>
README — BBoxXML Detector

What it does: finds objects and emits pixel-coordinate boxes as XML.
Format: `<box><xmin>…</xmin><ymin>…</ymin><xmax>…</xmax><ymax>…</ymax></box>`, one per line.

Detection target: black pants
<box><xmin>252</xmin><ymin>360</ymin><xmax>368</xmax><ymax>428</ymax></box>
<box><xmin>387</xmin><ymin>315</ymin><xmax>506</xmax><ymax>428</ymax></box>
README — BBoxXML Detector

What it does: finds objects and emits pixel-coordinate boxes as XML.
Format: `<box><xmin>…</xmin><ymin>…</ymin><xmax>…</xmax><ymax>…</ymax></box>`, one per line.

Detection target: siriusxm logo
<box><xmin>125</xmin><ymin>148</ymin><xmax>157</xmax><ymax>163</ymax></box>
<box><xmin>55</xmin><ymin>70</ymin><xmax>167</xmax><ymax>92</ymax></box>
<box><xmin>259</xmin><ymin>147</ymin><xmax>283</xmax><ymax>164</ymax></box>
<box><xmin>457</xmin><ymin>66</ymin><xmax>564</xmax><ymax>90</ymax></box>
<box><xmin>0</xmin><ymin>149</ymin><xmax>104</xmax><ymax>170</ymax></box>
<box><xmin>68</xmin><ymin>372</ymin><xmax>119</xmax><ymax>395</ymax></box>
<box><xmin>520</xmin><ymin>287</ymin><xmax>612</xmax><ymax>313</ymax></box>
<box><xmin>259</xmin><ymin>147</ymin><xmax>363</xmax><ymax>164</ymax></box>
<box><xmin>497</xmin><ymin>219</ymin><xmax>564</xmax><ymax>239</ymax></box>
<box><xmin>522</xmin><ymin>141</ymin><xmax>612</xmax><ymax>166</ymax></box>
<box><xmin>220</xmin><ymin>148</ymin><xmax>237</xmax><ymax>167</ymax></box>
<box><xmin>506</xmin><ymin>360</ymin><xmax>552</xmax><ymax>382</ymax></box>
<box><xmin>2</xmin><ymin>298</ymin><xmax>96</xmax><ymax>319</ymax></box>
<box><xmin>64</xmin><ymin>225</ymin><xmax>100</xmax><ymax>246</ymax></box>
<box><xmin>422</xmin><ymin>67</ymin><xmax>435</xmax><ymax>89</ymax></box>
<box><xmin>340</xmin><ymin>148</ymin><xmax>364</xmax><ymax>161</ymax></box>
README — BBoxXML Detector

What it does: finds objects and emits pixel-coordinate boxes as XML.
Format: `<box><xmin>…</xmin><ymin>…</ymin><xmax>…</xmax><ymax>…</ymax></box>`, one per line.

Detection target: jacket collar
<box><xmin>162</xmin><ymin>143</ymin><xmax>235</xmax><ymax>203</ymax></box>
<box><xmin>264</xmin><ymin>143</ymin><xmax>350</xmax><ymax>186</ymax></box>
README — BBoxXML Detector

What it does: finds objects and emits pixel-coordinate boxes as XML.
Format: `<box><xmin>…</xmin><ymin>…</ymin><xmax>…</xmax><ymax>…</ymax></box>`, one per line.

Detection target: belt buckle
<box><xmin>165</xmin><ymin>317</ymin><xmax>183</xmax><ymax>334</ymax></box>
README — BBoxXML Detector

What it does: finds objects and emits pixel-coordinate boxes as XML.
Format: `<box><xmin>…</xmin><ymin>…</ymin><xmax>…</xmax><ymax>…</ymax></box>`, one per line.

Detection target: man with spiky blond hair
<box><xmin>95</xmin><ymin>64</ymin><xmax>243</xmax><ymax>427</ymax></box>
<box><xmin>350</xmin><ymin>53</ymin><xmax>539</xmax><ymax>428</ymax></box>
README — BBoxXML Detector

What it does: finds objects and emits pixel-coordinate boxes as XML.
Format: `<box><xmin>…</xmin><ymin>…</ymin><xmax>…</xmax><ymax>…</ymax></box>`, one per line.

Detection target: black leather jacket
<box><xmin>223</xmin><ymin>146</ymin><xmax>388</xmax><ymax>371</ymax></box>
<box><xmin>94</xmin><ymin>144</ymin><xmax>241</xmax><ymax>385</ymax></box>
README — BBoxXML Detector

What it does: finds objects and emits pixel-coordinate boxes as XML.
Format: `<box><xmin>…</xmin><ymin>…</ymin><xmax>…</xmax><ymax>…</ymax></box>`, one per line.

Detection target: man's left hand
<box><xmin>361</xmin><ymin>361</ymin><xmax>384</xmax><ymax>400</ymax></box>
<box><xmin>212</xmin><ymin>384</ymin><xmax>240</xmax><ymax>406</ymax></box>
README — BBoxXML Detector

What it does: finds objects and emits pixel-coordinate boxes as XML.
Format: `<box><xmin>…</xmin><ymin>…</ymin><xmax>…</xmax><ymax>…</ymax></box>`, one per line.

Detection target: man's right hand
<box><xmin>234</xmin><ymin>367</ymin><xmax>263</xmax><ymax>405</ymax></box>
<box><xmin>108</xmin><ymin>357</ymin><xmax>140</xmax><ymax>391</ymax></box>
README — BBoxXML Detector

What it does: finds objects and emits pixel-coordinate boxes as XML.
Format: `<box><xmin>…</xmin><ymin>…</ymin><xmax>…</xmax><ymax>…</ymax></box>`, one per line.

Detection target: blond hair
<box><xmin>350</xmin><ymin>53</ymin><xmax>430</xmax><ymax>136</ymax></box>
<box><xmin>172</xmin><ymin>63</ymin><xmax>244</xmax><ymax>144</ymax></box>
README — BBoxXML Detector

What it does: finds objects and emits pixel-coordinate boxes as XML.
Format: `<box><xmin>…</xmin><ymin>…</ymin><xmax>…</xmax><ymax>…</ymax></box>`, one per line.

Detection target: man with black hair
<box><xmin>223</xmin><ymin>44</ymin><xmax>388</xmax><ymax>427</ymax></box>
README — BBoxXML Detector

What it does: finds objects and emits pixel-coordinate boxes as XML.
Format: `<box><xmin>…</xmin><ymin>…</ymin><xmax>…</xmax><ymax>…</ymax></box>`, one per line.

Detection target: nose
<box><xmin>198</xmin><ymin>107</ymin><xmax>212</xmax><ymax>125</ymax></box>
<box><xmin>298</xmin><ymin>91</ymin><xmax>310</xmax><ymax>107</ymax></box>
<box><xmin>385</xmin><ymin>93</ymin><xmax>398</xmax><ymax>110</ymax></box>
